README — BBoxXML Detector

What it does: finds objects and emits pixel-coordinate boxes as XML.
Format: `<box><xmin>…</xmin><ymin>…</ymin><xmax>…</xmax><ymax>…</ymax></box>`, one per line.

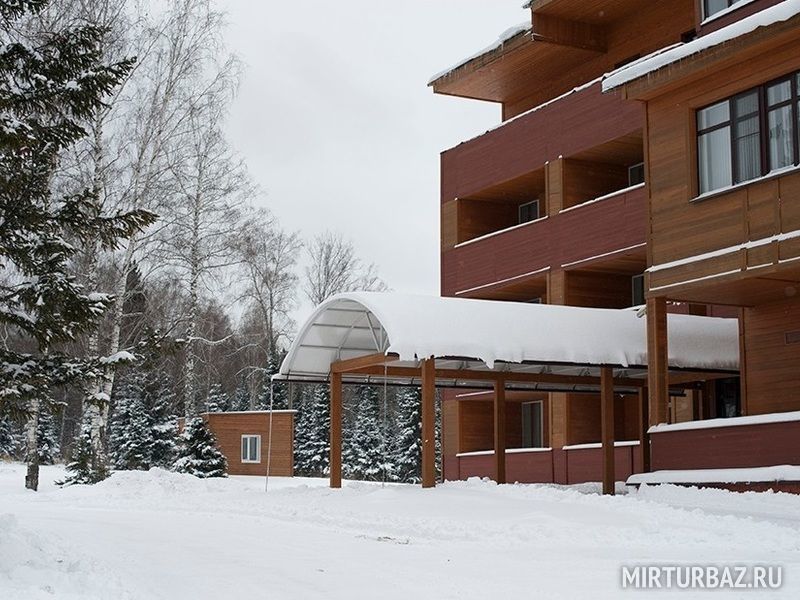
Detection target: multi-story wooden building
<box><xmin>431</xmin><ymin>0</ymin><xmax>800</xmax><ymax>487</ymax></box>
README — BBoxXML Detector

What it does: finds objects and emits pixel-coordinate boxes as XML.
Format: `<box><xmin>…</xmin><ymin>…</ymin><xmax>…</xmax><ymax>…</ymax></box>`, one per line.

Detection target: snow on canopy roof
<box><xmin>278</xmin><ymin>292</ymin><xmax>738</xmax><ymax>383</ymax></box>
<box><xmin>602</xmin><ymin>0</ymin><xmax>800</xmax><ymax>91</ymax></box>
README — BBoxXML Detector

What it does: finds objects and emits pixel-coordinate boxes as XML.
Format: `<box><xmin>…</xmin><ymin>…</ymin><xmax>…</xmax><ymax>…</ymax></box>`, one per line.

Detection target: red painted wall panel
<box><xmin>506</xmin><ymin>452</ymin><xmax>555</xmax><ymax>484</ymax></box>
<box><xmin>442</xmin><ymin>186</ymin><xmax>646</xmax><ymax>296</ymax></box>
<box><xmin>651</xmin><ymin>420</ymin><xmax>800</xmax><ymax>471</ymax></box>
<box><xmin>440</xmin><ymin>82</ymin><xmax>643</xmax><ymax>204</ymax></box>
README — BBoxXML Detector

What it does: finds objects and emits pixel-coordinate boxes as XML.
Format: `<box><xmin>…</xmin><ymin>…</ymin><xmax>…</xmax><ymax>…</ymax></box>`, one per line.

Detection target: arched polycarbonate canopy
<box><xmin>277</xmin><ymin>292</ymin><xmax>739</xmax><ymax>393</ymax></box>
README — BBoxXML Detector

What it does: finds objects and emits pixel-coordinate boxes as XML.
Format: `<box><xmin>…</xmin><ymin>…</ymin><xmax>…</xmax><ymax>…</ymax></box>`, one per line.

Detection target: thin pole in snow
<box><xmin>265</xmin><ymin>377</ymin><xmax>275</xmax><ymax>493</ymax></box>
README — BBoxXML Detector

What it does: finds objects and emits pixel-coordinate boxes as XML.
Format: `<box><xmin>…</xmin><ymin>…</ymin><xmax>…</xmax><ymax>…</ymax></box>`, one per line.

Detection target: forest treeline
<box><xmin>0</xmin><ymin>0</ymin><xmax>435</xmax><ymax>489</ymax></box>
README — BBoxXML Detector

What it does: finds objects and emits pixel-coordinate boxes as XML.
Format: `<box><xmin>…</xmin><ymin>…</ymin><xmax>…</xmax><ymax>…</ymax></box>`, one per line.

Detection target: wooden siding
<box><xmin>645</xmin><ymin>32</ymin><xmax>800</xmax><ymax>299</ymax></box>
<box><xmin>564</xmin><ymin>394</ymin><xmax>639</xmax><ymax>445</ymax></box>
<box><xmin>203</xmin><ymin>412</ymin><xmax>294</xmax><ymax>477</ymax></box>
<box><xmin>440</xmin><ymin>82</ymin><xmax>642</xmax><ymax>205</ymax></box>
<box><xmin>743</xmin><ymin>298</ymin><xmax>800</xmax><ymax>415</ymax></box>
<box><xmin>508</xmin><ymin>1</ymin><xmax>695</xmax><ymax>116</ymax></box>
<box><xmin>441</xmin><ymin>185</ymin><xmax>646</xmax><ymax>297</ymax></box>
<box><xmin>442</xmin><ymin>395</ymin><xmax>460</xmax><ymax>482</ymax></box>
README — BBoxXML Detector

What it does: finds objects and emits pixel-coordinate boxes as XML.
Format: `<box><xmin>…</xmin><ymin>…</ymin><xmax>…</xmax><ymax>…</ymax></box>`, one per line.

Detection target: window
<box><xmin>628</xmin><ymin>162</ymin><xmax>645</xmax><ymax>186</ymax></box>
<box><xmin>631</xmin><ymin>274</ymin><xmax>645</xmax><ymax>307</ymax></box>
<box><xmin>241</xmin><ymin>435</ymin><xmax>261</xmax><ymax>463</ymax></box>
<box><xmin>697</xmin><ymin>72</ymin><xmax>800</xmax><ymax>194</ymax></box>
<box><xmin>702</xmin><ymin>0</ymin><xmax>745</xmax><ymax>20</ymax></box>
<box><xmin>518</xmin><ymin>199</ymin><xmax>540</xmax><ymax>224</ymax></box>
<box><xmin>521</xmin><ymin>402</ymin><xmax>543</xmax><ymax>448</ymax></box>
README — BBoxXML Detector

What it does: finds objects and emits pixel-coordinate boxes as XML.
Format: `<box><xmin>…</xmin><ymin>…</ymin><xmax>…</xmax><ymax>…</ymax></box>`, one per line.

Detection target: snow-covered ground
<box><xmin>2</xmin><ymin>463</ymin><xmax>799</xmax><ymax>599</ymax></box>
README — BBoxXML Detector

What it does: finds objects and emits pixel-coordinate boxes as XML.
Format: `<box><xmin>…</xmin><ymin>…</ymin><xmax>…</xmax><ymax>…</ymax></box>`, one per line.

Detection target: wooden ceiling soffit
<box><xmin>531</xmin><ymin>13</ymin><xmax>607</xmax><ymax>53</ymax></box>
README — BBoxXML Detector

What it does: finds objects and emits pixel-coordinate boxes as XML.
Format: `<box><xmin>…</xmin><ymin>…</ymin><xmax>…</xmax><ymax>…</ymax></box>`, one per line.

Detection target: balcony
<box><xmin>441</xmin><ymin>184</ymin><xmax>646</xmax><ymax>299</ymax></box>
<box><xmin>440</xmin><ymin>81</ymin><xmax>643</xmax><ymax>205</ymax></box>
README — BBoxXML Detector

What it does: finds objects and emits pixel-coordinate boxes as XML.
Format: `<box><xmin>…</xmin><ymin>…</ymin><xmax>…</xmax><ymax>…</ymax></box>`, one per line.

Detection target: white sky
<box><xmin>223</xmin><ymin>0</ymin><xmax>525</xmax><ymax>324</ymax></box>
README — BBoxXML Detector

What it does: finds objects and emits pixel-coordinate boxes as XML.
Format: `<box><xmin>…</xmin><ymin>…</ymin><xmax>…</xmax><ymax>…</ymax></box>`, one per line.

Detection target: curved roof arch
<box><xmin>278</xmin><ymin>293</ymin><xmax>738</xmax><ymax>389</ymax></box>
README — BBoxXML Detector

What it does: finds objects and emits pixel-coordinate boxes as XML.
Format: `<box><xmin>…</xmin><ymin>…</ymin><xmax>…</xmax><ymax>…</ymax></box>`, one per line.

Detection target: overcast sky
<box><xmin>223</xmin><ymin>0</ymin><xmax>525</xmax><ymax>324</ymax></box>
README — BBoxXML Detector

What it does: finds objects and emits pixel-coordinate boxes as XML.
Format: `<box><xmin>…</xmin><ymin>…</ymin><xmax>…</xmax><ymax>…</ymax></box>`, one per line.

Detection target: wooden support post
<box><xmin>639</xmin><ymin>387</ymin><xmax>651</xmax><ymax>473</ymax></box>
<box><xmin>646</xmin><ymin>296</ymin><xmax>669</xmax><ymax>427</ymax></box>
<box><xmin>494</xmin><ymin>379</ymin><xmax>506</xmax><ymax>484</ymax></box>
<box><xmin>601</xmin><ymin>367</ymin><xmax>615</xmax><ymax>496</ymax></box>
<box><xmin>421</xmin><ymin>357</ymin><xmax>436</xmax><ymax>488</ymax></box>
<box><xmin>329</xmin><ymin>372</ymin><xmax>342</xmax><ymax>489</ymax></box>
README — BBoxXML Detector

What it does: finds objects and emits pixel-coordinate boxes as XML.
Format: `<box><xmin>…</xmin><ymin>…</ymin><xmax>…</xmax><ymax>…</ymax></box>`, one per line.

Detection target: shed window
<box><xmin>241</xmin><ymin>435</ymin><xmax>261</xmax><ymax>463</ymax></box>
<box><xmin>697</xmin><ymin>72</ymin><xmax>800</xmax><ymax>194</ymax></box>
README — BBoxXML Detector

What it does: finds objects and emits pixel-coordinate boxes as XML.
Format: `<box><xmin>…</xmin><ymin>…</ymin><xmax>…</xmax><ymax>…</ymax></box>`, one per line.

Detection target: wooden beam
<box><xmin>639</xmin><ymin>387</ymin><xmax>651</xmax><ymax>473</ymax></box>
<box><xmin>601</xmin><ymin>366</ymin><xmax>615</xmax><ymax>496</ymax></box>
<box><xmin>348</xmin><ymin>365</ymin><xmax>648</xmax><ymax>389</ymax></box>
<box><xmin>421</xmin><ymin>357</ymin><xmax>436</xmax><ymax>488</ymax></box>
<box><xmin>532</xmin><ymin>13</ymin><xmax>606</xmax><ymax>53</ymax></box>
<box><xmin>331</xmin><ymin>352</ymin><xmax>399</xmax><ymax>374</ymax></box>
<box><xmin>494</xmin><ymin>379</ymin><xmax>506</xmax><ymax>484</ymax></box>
<box><xmin>738</xmin><ymin>308</ymin><xmax>748</xmax><ymax>416</ymax></box>
<box><xmin>329</xmin><ymin>372</ymin><xmax>342</xmax><ymax>489</ymax></box>
<box><xmin>646</xmin><ymin>297</ymin><xmax>669</xmax><ymax>427</ymax></box>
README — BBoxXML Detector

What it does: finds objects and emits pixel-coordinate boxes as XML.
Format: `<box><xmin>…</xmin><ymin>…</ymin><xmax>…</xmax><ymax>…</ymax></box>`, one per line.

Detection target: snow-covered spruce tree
<box><xmin>36</xmin><ymin>405</ymin><xmax>60</xmax><ymax>465</ymax></box>
<box><xmin>294</xmin><ymin>384</ymin><xmax>329</xmax><ymax>477</ymax></box>
<box><xmin>204</xmin><ymin>383</ymin><xmax>228</xmax><ymax>413</ymax></box>
<box><xmin>343</xmin><ymin>386</ymin><xmax>388</xmax><ymax>482</ymax></box>
<box><xmin>231</xmin><ymin>379</ymin><xmax>251</xmax><ymax>412</ymax></box>
<box><xmin>392</xmin><ymin>387</ymin><xmax>422</xmax><ymax>484</ymax></box>
<box><xmin>0</xmin><ymin>0</ymin><xmax>155</xmax><ymax>490</ymax></box>
<box><xmin>61</xmin><ymin>416</ymin><xmax>94</xmax><ymax>485</ymax></box>
<box><xmin>174</xmin><ymin>417</ymin><xmax>227</xmax><ymax>478</ymax></box>
<box><xmin>0</xmin><ymin>413</ymin><xmax>22</xmax><ymax>459</ymax></box>
<box><xmin>109</xmin><ymin>373</ymin><xmax>154</xmax><ymax>471</ymax></box>
<box><xmin>264</xmin><ymin>349</ymin><xmax>289</xmax><ymax>410</ymax></box>
<box><xmin>146</xmin><ymin>373</ymin><xmax>178</xmax><ymax>469</ymax></box>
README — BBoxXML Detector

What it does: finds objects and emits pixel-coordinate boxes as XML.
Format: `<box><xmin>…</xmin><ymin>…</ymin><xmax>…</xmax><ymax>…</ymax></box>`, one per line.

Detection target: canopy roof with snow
<box><xmin>278</xmin><ymin>293</ymin><xmax>738</xmax><ymax>393</ymax></box>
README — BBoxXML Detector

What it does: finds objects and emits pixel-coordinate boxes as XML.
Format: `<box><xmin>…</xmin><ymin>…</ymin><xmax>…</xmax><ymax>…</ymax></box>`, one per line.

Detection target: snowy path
<box><xmin>2</xmin><ymin>464</ymin><xmax>799</xmax><ymax>599</ymax></box>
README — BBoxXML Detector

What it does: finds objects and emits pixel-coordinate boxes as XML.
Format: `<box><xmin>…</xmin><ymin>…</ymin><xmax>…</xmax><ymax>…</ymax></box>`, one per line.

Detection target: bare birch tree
<box><xmin>231</xmin><ymin>207</ymin><xmax>301</xmax><ymax>407</ymax></box>
<box><xmin>304</xmin><ymin>231</ymin><xmax>388</xmax><ymax>305</ymax></box>
<box><xmin>161</xmin><ymin>54</ymin><xmax>252</xmax><ymax>417</ymax></box>
<box><xmin>53</xmin><ymin>0</ymin><xmax>243</xmax><ymax>476</ymax></box>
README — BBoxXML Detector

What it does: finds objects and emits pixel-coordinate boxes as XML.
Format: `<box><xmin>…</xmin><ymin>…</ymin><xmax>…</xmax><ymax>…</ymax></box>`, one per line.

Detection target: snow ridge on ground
<box><xmin>2</xmin><ymin>464</ymin><xmax>800</xmax><ymax>599</ymax></box>
<box><xmin>0</xmin><ymin>512</ymin><xmax>131</xmax><ymax>600</ymax></box>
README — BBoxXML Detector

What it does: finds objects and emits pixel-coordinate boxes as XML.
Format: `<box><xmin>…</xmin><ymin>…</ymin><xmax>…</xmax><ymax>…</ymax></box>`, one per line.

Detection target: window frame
<box><xmin>631</xmin><ymin>274</ymin><xmax>646</xmax><ymax>307</ymax></box>
<box><xmin>521</xmin><ymin>401</ymin><xmax>544</xmax><ymax>449</ymax></box>
<box><xmin>696</xmin><ymin>71</ymin><xmax>800</xmax><ymax>196</ymax></box>
<box><xmin>241</xmin><ymin>434</ymin><xmax>261</xmax><ymax>464</ymax></box>
<box><xmin>518</xmin><ymin>199</ymin><xmax>540</xmax><ymax>225</ymax></box>
<box><xmin>702</xmin><ymin>0</ymin><xmax>740</xmax><ymax>21</ymax></box>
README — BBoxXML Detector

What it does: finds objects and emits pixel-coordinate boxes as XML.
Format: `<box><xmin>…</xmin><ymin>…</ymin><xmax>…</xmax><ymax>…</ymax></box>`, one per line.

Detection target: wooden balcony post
<box><xmin>646</xmin><ymin>296</ymin><xmax>669</xmax><ymax>427</ymax></box>
<box><xmin>494</xmin><ymin>379</ymin><xmax>507</xmax><ymax>484</ymax></box>
<box><xmin>330</xmin><ymin>372</ymin><xmax>342</xmax><ymax>489</ymax></box>
<box><xmin>421</xmin><ymin>357</ymin><xmax>436</xmax><ymax>488</ymax></box>
<box><xmin>639</xmin><ymin>387</ymin><xmax>651</xmax><ymax>473</ymax></box>
<box><xmin>601</xmin><ymin>366</ymin><xmax>615</xmax><ymax>496</ymax></box>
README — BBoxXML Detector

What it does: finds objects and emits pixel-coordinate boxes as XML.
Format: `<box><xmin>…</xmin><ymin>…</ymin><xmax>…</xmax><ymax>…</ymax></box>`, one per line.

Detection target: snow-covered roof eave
<box><xmin>428</xmin><ymin>22</ymin><xmax>532</xmax><ymax>87</ymax></box>
<box><xmin>602</xmin><ymin>0</ymin><xmax>800</xmax><ymax>92</ymax></box>
<box><xmin>278</xmin><ymin>292</ymin><xmax>739</xmax><ymax>382</ymax></box>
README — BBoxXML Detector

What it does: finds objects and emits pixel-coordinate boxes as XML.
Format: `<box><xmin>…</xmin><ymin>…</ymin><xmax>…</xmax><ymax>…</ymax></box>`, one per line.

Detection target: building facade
<box><xmin>432</xmin><ymin>0</ymin><xmax>800</xmax><ymax>486</ymax></box>
<box><xmin>201</xmin><ymin>411</ymin><xmax>295</xmax><ymax>477</ymax></box>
